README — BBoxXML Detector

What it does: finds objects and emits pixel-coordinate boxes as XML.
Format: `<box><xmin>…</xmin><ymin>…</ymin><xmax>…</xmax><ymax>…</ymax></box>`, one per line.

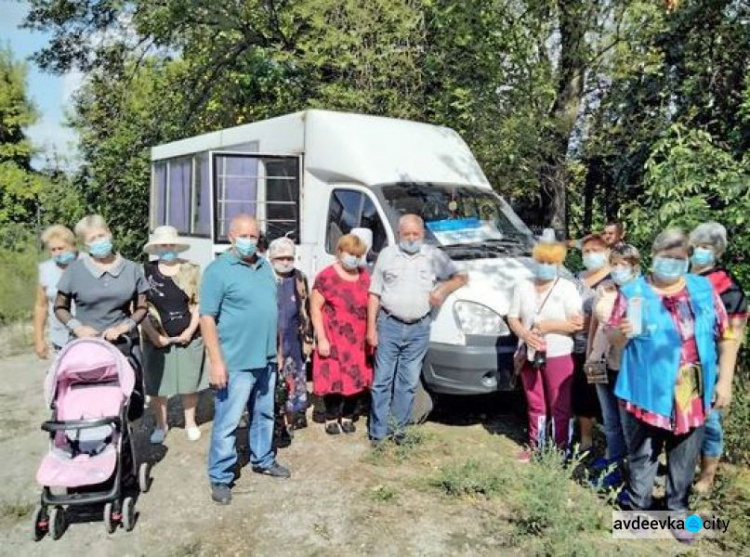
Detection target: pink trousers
<box><xmin>520</xmin><ymin>354</ymin><xmax>574</xmax><ymax>449</ymax></box>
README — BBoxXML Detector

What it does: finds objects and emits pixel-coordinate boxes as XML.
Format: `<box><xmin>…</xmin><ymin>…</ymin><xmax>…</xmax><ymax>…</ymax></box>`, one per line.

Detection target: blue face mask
<box><xmin>652</xmin><ymin>256</ymin><xmax>688</xmax><ymax>282</ymax></box>
<box><xmin>341</xmin><ymin>254</ymin><xmax>359</xmax><ymax>270</ymax></box>
<box><xmin>583</xmin><ymin>252</ymin><xmax>608</xmax><ymax>272</ymax></box>
<box><xmin>234</xmin><ymin>237</ymin><xmax>258</xmax><ymax>258</ymax></box>
<box><xmin>158</xmin><ymin>250</ymin><xmax>178</xmax><ymax>262</ymax></box>
<box><xmin>88</xmin><ymin>238</ymin><xmax>113</xmax><ymax>259</ymax></box>
<box><xmin>535</xmin><ymin>262</ymin><xmax>558</xmax><ymax>281</ymax></box>
<box><xmin>399</xmin><ymin>240</ymin><xmax>423</xmax><ymax>254</ymax></box>
<box><xmin>690</xmin><ymin>247</ymin><xmax>715</xmax><ymax>267</ymax></box>
<box><xmin>53</xmin><ymin>251</ymin><xmax>76</xmax><ymax>265</ymax></box>
<box><xmin>611</xmin><ymin>266</ymin><xmax>634</xmax><ymax>286</ymax></box>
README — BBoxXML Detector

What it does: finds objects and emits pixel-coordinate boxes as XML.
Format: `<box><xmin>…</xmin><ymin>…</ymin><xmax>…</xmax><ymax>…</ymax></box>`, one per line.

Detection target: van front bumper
<box><xmin>422</xmin><ymin>334</ymin><xmax>518</xmax><ymax>394</ymax></box>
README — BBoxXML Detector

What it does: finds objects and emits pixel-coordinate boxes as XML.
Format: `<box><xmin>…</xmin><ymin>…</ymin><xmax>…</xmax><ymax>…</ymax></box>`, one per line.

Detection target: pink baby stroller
<box><xmin>32</xmin><ymin>338</ymin><xmax>151</xmax><ymax>541</ymax></box>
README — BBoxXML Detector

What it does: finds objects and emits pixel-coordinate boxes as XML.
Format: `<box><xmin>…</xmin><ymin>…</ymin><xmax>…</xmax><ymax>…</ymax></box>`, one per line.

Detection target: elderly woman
<box><xmin>572</xmin><ymin>233</ymin><xmax>610</xmax><ymax>453</ymax></box>
<box><xmin>608</xmin><ymin>228</ymin><xmax>735</xmax><ymax>512</ymax></box>
<box><xmin>586</xmin><ymin>244</ymin><xmax>642</xmax><ymax>483</ymax></box>
<box><xmin>33</xmin><ymin>225</ymin><xmax>79</xmax><ymax>357</ymax></box>
<box><xmin>311</xmin><ymin>234</ymin><xmax>372</xmax><ymax>435</ymax></box>
<box><xmin>508</xmin><ymin>240</ymin><xmax>583</xmax><ymax>462</ymax></box>
<box><xmin>269</xmin><ymin>237</ymin><xmax>313</xmax><ymax>430</ymax></box>
<box><xmin>140</xmin><ymin>226</ymin><xmax>206</xmax><ymax>444</ymax></box>
<box><xmin>688</xmin><ymin>222</ymin><xmax>746</xmax><ymax>493</ymax></box>
<box><xmin>54</xmin><ymin>215</ymin><xmax>149</xmax><ymax>416</ymax></box>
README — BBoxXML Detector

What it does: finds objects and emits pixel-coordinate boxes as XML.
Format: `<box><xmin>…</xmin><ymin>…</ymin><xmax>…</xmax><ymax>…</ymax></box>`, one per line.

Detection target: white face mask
<box><xmin>273</xmin><ymin>260</ymin><xmax>294</xmax><ymax>274</ymax></box>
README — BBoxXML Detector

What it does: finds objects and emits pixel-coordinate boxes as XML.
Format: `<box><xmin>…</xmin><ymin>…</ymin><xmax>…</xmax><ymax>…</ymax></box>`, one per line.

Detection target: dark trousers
<box><xmin>620</xmin><ymin>408</ymin><xmax>704</xmax><ymax>511</ymax></box>
<box><xmin>324</xmin><ymin>393</ymin><xmax>359</xmax><ymax>421</ymax></box>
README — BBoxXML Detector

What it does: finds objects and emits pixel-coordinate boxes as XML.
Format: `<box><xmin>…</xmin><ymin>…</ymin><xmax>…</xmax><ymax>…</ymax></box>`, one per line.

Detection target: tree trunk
<box><xmin>539</xmin><ymin>0</ymin><xmax>589</xmax><ymax>236</ymax></box>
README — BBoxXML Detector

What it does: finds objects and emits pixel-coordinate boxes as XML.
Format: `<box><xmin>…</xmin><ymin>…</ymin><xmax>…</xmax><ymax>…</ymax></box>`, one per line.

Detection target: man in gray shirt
<box><xmin>367</xmin><ymin>214</ymin><xmax>468</xmax><ymax>444</ymax></box>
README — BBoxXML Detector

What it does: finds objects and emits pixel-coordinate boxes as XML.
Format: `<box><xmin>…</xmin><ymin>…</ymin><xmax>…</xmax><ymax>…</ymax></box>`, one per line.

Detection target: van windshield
<box><xmin>379</xmin><ymin>183</ymin><xmax>533</xmax><ymax>254</ymax></box>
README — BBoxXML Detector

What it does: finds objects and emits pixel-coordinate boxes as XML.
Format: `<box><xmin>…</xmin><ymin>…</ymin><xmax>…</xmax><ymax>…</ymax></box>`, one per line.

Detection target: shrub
<box><xmin>430</xmin><ymin>459</ymin><xmax>507</xmax><ymax>498</ymax></box>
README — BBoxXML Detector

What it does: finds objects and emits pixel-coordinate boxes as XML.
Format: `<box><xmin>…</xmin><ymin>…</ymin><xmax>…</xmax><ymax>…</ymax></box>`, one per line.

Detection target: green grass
<box><xmin>430</xmin><ymin>459</ymin><xmax>508</xmax><ymax>498</ymax></box>
<box><xmin>367</xmin><ymin>484</ymin><xmax>399</xmax><ymax>503</ymax></box>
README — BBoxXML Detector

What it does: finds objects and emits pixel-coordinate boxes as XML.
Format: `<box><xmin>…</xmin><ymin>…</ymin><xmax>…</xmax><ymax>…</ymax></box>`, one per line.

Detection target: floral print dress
<box><xmin>312</xmin><ymin>265</ymin><xmax>373</xmax><ymax>396</ymax></box>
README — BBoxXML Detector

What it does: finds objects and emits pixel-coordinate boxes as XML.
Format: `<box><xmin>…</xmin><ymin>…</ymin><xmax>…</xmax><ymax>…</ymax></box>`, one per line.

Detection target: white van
<box><xmin>149</xmin><ymin>109</ymin><xmax>536</xmax><ymax>400</ymax></box>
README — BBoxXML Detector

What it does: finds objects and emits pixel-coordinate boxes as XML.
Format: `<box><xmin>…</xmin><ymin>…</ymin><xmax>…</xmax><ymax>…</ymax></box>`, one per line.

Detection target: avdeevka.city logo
<box><xmin>612</xmin><ymin>511</ymin><xmax>730</xmax><ymax>539</ymax></box>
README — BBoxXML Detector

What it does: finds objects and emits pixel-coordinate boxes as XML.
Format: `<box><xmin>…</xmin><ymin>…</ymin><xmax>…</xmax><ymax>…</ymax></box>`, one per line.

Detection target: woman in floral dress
<box><xmin>311</xmin><ymin>234</ymin><xmax>372</xmax><ymax>435</ymax></box>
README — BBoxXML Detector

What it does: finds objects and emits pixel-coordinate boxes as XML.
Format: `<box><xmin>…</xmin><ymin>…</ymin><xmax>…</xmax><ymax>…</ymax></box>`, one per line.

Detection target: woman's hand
<box><xmin>523</xmin><ymin>330</ymin><xmax>545</xmax><ymax>351</ymax></box>
<box><xmin>151</xmin><ymin>335</ymin><xmax>172</xmax><ymax>348</ymax></box>
<box><xmin>74</xmin><ymin>325</ymin><xmax>99</xmax><ymax>338</ymax></box>
<box><xmin>103</xmin><ymin>324</ymin><xmax>129</xmax><ymax>342</ymax></box>
<box><xmin>176</xmin><ymin>330</ymin><xmax>192</xmax><ymax>346</ymax></box>
<box><xmin>34</xmin><ymin>339</ymin><xmax>49</xmax><ymax>359</ymax></box>
<box><xmin>713</xmin><ymin>378</ymin><xmax>733</xmax><ymax>410</ymax></box>
<box><xmin>618</xmin><ymin>318</ymin><xmax>635</xmax><ymax>338</ymax></box>
<box><xmin>317</xmin><ymin>338</ymin><xmax>331</xmax><ymax>358</ymax></box>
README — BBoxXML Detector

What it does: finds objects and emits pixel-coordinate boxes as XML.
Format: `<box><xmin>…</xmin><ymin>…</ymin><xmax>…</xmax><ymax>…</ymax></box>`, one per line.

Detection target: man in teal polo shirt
<box><xmin>200</xmin><ymin>214</ymin><xmax>290</xmax><ymax>505</ymax></box>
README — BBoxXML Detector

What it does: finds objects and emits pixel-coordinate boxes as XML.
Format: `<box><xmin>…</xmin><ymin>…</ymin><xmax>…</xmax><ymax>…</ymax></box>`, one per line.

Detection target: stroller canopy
<box><xmin>44</xmin><ymin>338</ymin><xmax>135</xmax><ymax>408</ymax></box>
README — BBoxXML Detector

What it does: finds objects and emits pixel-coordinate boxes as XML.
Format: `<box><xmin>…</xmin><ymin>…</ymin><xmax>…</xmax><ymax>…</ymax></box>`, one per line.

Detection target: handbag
<box><xmin>583</xmin><ymin>359</ymin><xmax>608</xmax><ymax>384</ymax></box>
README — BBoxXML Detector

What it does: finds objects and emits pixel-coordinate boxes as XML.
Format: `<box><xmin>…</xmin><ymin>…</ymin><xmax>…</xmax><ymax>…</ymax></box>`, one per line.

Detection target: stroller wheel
<box><xmin>103</xmin><ymin>502</ymin><xmax>117</xmax><ymax>534</ymax></box>
<box><xmin>122</xmin><ymin>497</ymin><xmax>136</xmax><ymax>532</ymax></box>
<box><xmin>31</xmin><ymin>505</ymin><xmax>48</xmax><ymax>542</ymax></box>
<box><xmin>48</xmin><ymin>506</ymin><xmax>66</xmax><ymax>540</ymax></box>
<box><xmin>138</xmin><ymin>462</ymin><xmax>152</xmax><ymax>493</ymax></box>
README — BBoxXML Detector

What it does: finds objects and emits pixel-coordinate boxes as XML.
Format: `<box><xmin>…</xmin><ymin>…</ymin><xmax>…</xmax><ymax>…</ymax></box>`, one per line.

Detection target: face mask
<box><xmin>273</xmin><ymin>260</ymin><xmax>294</xmax><ymax>274</ymax></box>
<box><xmin>611</xmin><ymin>266</ymin><xmax>634</xmax><ymax>286</ymax></box>
<box><xmin>652</xmin><ymin>256</ymin><xmax>688</xmax><ymax>282</ymax></box>
<box><xmin>357</xmin><ymin>256</ymin><xmax>368</xmax><ymax>269</ymax></box>
<box><xmin>53</xmin><ymin>251</ymin><xmax>76</xmax><ymax>265</ymax></box>
<box><xmin>235</xmin><ymin>237</ymin><xmax>258</xmax><ymax>258</ymax></box>
<box><xmin>399</xmin><ymin>240</ymin><xmax>423</xmax><ymax>254</ymax></box>
<box><xmin>88</xmin><ymin>238</ymin><xmax>113</xmax><ymax>259</ymax></box>
<box><xmin>341</xmin><ymin>254</ymin><xmax>359</xmax><ymax>270</ymax></box>
<box><xmin>535</xmin><ymin>262</ymin><xmax>557</xmax><ymax>281</ymax></box>
<box><xmin>690</xmin><ymin>247</ymin><xmax>715</xmax><ymax>267</ymax></box>
<box><xmin>583</xmin><ymin>252</ymin><xmax>608</xmax><ymax>271</ymax></box>
<box><xmin>158</xmin><ymin>250</ymin><xmax>178</xmax><ymax>262</ymax></box>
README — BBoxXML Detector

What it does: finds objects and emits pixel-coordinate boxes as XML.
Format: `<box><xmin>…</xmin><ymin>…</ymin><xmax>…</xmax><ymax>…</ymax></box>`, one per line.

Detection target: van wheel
<box><xmin>410</xmin><ymin>379</ymin><xmax>435</xmax><ymax>425</ymax></box>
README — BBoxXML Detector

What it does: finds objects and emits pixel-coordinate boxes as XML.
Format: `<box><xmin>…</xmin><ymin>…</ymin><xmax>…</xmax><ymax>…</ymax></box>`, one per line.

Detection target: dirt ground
<box><xmin>0</xmin><ymin>351</ymin><xmax>728</xmax><ymax>557</ymax></box>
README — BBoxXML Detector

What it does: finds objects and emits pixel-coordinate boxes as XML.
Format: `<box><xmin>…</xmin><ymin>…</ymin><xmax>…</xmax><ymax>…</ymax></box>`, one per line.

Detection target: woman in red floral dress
<box><xmin>311</xmin><ymin>234</ymin><xmax>372</xmax><ymax>435</ymax></box>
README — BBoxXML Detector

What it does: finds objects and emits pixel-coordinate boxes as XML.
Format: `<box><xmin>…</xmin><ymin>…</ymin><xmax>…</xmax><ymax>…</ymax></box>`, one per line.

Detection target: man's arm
<box><xmin>367</xmin><ymin>293</ymin><xmax>381</xmax><ymax>347</ymax></box>
<box><xmin>200</xmin><ymin>315</ymin><xmax>227</xmax><ymax>389</ymax></box>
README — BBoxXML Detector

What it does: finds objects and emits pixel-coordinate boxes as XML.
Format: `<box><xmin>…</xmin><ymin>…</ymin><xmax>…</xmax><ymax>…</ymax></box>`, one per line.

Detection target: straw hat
<box><xmin>143</xmin><ymin>226</ymin><xmax>190</xmax><ymax>255</ymax></box>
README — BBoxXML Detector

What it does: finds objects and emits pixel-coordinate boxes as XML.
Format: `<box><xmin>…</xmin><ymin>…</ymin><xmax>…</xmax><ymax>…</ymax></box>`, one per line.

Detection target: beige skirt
<box><xmin>144</xmin><ymin>337</ymin><xmax>208</xmax><ymax>397</ymax></box>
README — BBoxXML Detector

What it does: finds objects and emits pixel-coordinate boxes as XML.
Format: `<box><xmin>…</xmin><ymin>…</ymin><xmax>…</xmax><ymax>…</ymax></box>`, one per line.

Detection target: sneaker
<box><xmin>210</xmin><ymin>483</ymin><xmax>232</xmax><ymax>505</ymax></box>
<box><xmin>590</xmin><ymin>456</ymin><xmax>610</xmax><ymax>473</ymax></box>
<box><xmin>370</xmin><ymin>438</ymin><xmax>386</xmax><ymax>449</ymax></box>
<box><xmin>340</xmin><ymin>420</ymin><xmax>356</xmax><ymax>434</ymax></box>
<box><xmin>252</xmin><ymin>461</ymin><xmax>291</xmax><ymax>479</ymax></box>
<box><xmin>291</xmin><ymin>412</ymin><xmax>308</xmax><ymax>430</ymax></box>
<box><xmin>391</xmin><ymin>432</ymin><xmax>406</xmax><ymax>445</ymax></box>
<box><xmin>150</xmin><ymin>428</ymin><xmax>168</xmax><ymax>444</ymax></box>
<box><xmin>185</xmin><ymin>426</ymin><xmax>201</xmax><ymax>442</ymax></box>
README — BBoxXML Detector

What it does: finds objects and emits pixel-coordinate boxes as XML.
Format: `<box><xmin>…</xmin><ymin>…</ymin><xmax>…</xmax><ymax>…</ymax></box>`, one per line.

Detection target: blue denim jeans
<box><xmin>208</xmin><ymin>363</ymin><xmax>276</xmax><ymax>485</ymax></box>
<box><xmin>595</xmin><ymin>378</ymin><xmax>627</xmax><ymax>461</ymax></box>
<box><xmin>620</xmin><ymin>408</ymin><xmax>704</xmax><ymax>511</ymax></box>
<box><xmin>702</xmin><ymin>408</ymin><xmax>723</xmax><ymax>458</ymax></box>
<box><xmin>369</xmin><ymin>313</ymin><xmax>430</xmax><ymax>441</ymax></box>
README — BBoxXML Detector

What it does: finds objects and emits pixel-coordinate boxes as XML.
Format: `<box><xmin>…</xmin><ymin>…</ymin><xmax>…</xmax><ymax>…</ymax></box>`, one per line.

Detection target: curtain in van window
<box><xmin>153</xmin><ymin>162</ymin><xmax>167</xmax><ymax>227</ymax></box>
<box><xmin>168</xmin><ymin>157</ymin><xmax>192</xmax><ymax>233</ymax></box>
<box><xmin>219</xmin><ymin>156</ymin><xmax>258</xmax><ymax>236</ymax></box>
<box><xmin>194</xmin><ymin>153</ymin><xmax>211</xmax><ymax>236</ymax></box>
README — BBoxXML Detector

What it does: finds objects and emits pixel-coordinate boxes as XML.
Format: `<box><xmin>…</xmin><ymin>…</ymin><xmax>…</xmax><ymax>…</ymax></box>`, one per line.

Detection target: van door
<box><xmin>210</xmin><ymin>152</ymin><xmax>302</xmax><ymax>255</ymax></box>
<box><xmin>313</xmin><ymin>186</ymin><xmax>392</xmax><ymax>276</ymax></box>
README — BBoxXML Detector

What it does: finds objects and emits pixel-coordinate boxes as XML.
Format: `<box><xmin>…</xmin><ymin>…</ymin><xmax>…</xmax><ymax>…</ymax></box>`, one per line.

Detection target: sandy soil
<box><xmin>0</xmin><ymin>351</ymin><xmax>529</xmax><ymax>557</ymax></box>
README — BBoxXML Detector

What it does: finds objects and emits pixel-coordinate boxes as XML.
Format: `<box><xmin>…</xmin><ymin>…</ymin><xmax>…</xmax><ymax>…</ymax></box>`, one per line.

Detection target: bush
<box><xmin>0</xmin><ymin>233</ymin><xmax>40</xmax><ymax>324</ymax></box>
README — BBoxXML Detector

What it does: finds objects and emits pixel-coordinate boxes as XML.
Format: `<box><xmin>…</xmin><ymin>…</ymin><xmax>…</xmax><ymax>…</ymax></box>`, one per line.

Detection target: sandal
<box><xmin>325</xmin><ymin>422</ymin><xmax>341</xmax><ymax>435</ymax></box>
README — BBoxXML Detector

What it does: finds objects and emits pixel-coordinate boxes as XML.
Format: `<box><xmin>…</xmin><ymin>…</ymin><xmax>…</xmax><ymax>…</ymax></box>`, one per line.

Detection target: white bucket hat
<box><xmin>143</xmin><ymin>226</ymin><xmax>190</xmax><ymax>255</ymax></box>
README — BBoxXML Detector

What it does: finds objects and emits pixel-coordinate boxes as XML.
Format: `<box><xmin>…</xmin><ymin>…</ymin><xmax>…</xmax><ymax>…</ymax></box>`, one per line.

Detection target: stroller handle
<box><xmin>41</xmin><ymin>416</ymin><xmax>122</xmax><ymax>433</ymax></box>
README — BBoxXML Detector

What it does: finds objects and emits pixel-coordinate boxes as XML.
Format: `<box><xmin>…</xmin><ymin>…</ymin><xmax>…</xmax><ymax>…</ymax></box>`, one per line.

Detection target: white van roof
<box><xmin>151</xmin><ymin>109</ymin><xmax>491</xmax><ymax>189</ymax></box>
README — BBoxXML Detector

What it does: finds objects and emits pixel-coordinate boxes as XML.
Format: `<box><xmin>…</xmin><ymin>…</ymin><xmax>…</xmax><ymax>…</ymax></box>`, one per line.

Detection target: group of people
<box><xmin>33</xmin><ymin>212</ymin><xmax>467</xmax><ymax>505</ymax></box>
<box><xmin>33</xmin><ymin>213</ymin><xmax>744</xmax><ymax>513</ymax></box>
<box><xmin>510</xmin><ymin>220</ymin><xmax>746</xmax><ymax>519</ymax></box>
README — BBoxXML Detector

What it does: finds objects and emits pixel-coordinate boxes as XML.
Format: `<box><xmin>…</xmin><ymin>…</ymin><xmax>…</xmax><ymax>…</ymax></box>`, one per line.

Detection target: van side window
<box><xmin>326</xmin><ymin>189</ymin><xmax>387</xmax><ymax>256</ymax></box>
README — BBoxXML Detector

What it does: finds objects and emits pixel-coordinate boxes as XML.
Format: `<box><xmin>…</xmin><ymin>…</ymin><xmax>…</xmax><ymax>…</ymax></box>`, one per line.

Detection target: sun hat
<box><xmin>268</xmin><ymin>237</ymin><xmax>296</xmax><ymax>259</ymax></box>
<box><xmin>143</xmin><ymin>226</ymin><xmax>190</xmax><ymax>254</ymax></box>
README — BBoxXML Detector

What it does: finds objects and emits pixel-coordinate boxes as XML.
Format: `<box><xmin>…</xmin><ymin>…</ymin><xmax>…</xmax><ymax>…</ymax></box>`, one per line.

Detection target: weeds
<box><xmin>368</xmin><ymin>484</ymin><xmax>398</xmax><ymax>503</ymax></box>
<box><xmin>431</xmin><ymin>459</ymin><xmax>507</xmax><ymax>499</ymax></box>
<box><xmin>362</xmin><ymin>427</ymin><xmax>431</xmax><ymax>465</ymax></box>
<box><xmin>0</xmin><ymin>499</ymin><xmax>33</xmax><ymax>522</ymax></box>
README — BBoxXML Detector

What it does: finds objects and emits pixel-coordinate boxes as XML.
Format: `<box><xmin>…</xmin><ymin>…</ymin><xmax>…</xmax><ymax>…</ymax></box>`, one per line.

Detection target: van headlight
<box><xmin>453</xmin><ymin>301</ymin><xmax>510</xmax><ymax>336</ymax></box>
